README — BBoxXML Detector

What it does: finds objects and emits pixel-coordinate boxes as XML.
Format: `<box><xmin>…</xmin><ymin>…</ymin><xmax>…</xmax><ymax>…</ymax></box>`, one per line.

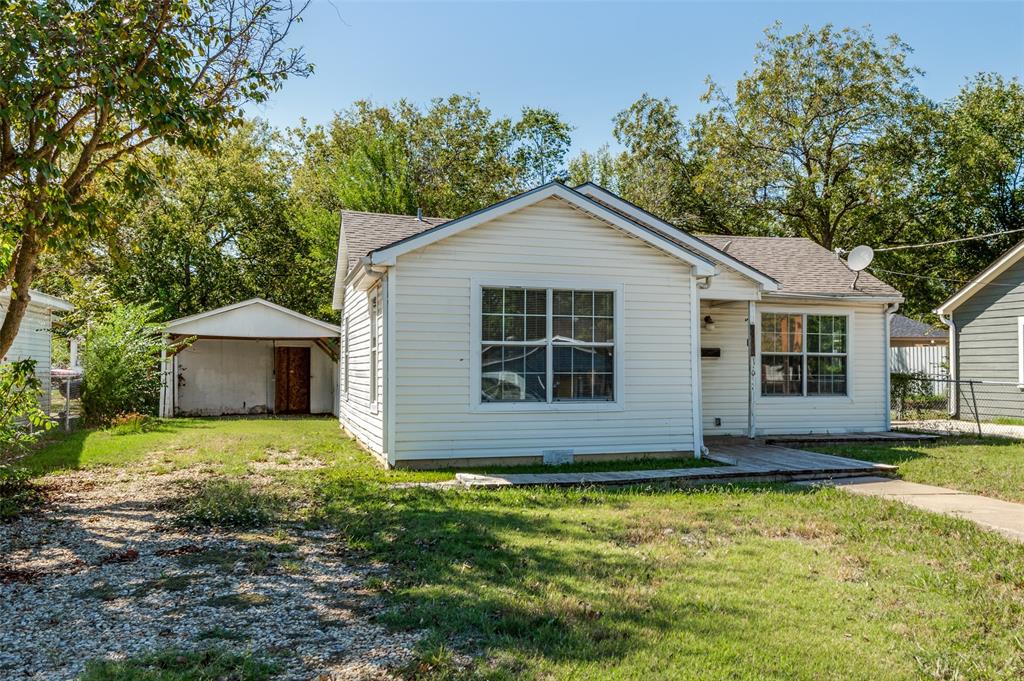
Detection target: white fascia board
<box><xmin>764</xmin><ymin>292</ymin><xmax>904</xmax><ymax>304</ymax></box>
<box><xmin>367</xmin><ymin>183</ymin><xmax>718</xmax><ymax>276</ymax></box>
<box><xmin>165</xmin><ymin>298</ymin><xmax>340</xmax><ymax>335</ymax></box>
<box><xmin>331</xmin><ymin>212</ymin><xmax>348</xmax><ymax>310</ymax></box>
<box><xmin>574</xmin><ymin>183</ymin><xmax>780</xmax><ymax>292</ymax></box>
<box><xmin>1</xmin><ymin>288</ymin><xmax>74</xmax><ymax>311</ymax></box>
<box><xmin>935</xmin><ymin>239</ymin><xmax>1024</xmax><ymax>315</ymax></box>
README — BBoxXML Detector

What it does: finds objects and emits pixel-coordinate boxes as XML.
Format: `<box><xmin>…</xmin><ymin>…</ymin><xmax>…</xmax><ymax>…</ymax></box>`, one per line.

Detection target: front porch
<box><xmin>453</xmin><ymin>439</ymin><xmax>900</xmax><ymax>488</ymax></box>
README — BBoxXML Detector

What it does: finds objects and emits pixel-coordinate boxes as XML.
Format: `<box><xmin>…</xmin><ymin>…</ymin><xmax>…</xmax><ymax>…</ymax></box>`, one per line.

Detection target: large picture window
<box><xmin>481</xmin><ymin>286</ymin><xmax>615</xmax><ymax>403</ymax></box>
<box><xmin>761</xmin><ymin>312</ymin><xmax>847</xmax><ymax>396</ymax></box>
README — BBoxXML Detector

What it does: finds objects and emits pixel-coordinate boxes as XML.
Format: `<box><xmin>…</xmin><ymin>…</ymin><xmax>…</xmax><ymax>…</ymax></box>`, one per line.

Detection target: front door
<box><xmin>275</xmin><ymin>346</ymin><xmax>311</xmax><ymax>414</ymax></box>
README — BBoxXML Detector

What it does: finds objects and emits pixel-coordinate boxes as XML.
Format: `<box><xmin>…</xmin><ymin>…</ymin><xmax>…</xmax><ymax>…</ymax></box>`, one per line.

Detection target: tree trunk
<box><xmin>0</xmin><ymin>233</ymin><xmax>42</xmax><ymax>359</ymax></box>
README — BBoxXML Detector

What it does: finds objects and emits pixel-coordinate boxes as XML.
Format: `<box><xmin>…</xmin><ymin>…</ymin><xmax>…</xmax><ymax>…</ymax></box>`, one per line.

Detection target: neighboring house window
<box><xmin>761</xmin><ymin>313</ymin><xmax>847</xmax><ymax>396</ymax></box>
<box><xmin>481</xmin><ymin>287</ymin><xmax>615</xmax><ymax>403</ymax></box>
<box><xmin>369</xmin><ymin>290</ymin><xmax>379</xmax><ymax>407</ymax></box>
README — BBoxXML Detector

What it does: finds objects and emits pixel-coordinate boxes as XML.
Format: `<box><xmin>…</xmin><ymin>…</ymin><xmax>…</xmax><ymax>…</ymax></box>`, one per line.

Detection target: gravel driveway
<box><xmin>0</xmin><ymin>462</ymin><xmax>421</xmax><ymax>680</ymax></box>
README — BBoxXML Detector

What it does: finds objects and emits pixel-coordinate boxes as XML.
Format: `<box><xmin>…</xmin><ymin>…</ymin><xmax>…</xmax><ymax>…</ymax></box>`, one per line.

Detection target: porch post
<box><xmin>159</xmin><ymin>336</ymin><xmax>169</xmax><ymax>418</ymax></box>
<box><xmin>689</xmin><ymin>277</ymin><xmax>705</xmax><ymax>458</ymax></box>
<box><xmin>747</xmin><ymin>300</ymin><xmax>757</xmax><ymax>439</ymax></box>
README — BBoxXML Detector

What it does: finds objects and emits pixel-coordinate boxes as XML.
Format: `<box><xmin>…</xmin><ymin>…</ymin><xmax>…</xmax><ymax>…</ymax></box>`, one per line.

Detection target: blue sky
<box><xmin>248</xmin><ymin>1</ymin><xmax>1024</xmax><ymax>154</ymax></box>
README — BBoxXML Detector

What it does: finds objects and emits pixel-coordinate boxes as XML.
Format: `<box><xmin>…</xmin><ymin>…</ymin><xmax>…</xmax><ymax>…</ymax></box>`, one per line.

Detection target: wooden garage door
<box><xmin>274</xmin><ymin>347</ymin><xmax>310</xmax><ymax>414</ymax></box>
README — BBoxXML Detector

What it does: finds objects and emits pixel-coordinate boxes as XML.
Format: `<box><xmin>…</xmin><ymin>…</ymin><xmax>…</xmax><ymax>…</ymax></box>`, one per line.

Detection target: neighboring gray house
<box><xmin>1</xmin><ymin>289</ymin><xmax>74</xmax><ymax>413</ymax></box>
<box><xmin>935</xmin><ymin>240</ymin><xmax>1024</xmax><ymax>419</ymax></box>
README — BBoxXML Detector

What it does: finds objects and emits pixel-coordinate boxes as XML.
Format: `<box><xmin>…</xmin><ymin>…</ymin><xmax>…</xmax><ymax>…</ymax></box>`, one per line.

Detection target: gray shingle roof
<box><xmin>341</xmin><ymin>210</ymin><xmax>449</xmax><ymax>271</ymax></box>
<box><xmin>339</xmin><ymin>208</ymin><xmax>902</xmax><ymax>300</ymax></box>
<box><xmin>890</xmin><ymin>314</ymin><xmax>946</xmax><ymax>339</ymax></box>
<box><xmin>695</xmin><ymin>235</ymin><xmax>901</xmax><ymax>298</ymax></box>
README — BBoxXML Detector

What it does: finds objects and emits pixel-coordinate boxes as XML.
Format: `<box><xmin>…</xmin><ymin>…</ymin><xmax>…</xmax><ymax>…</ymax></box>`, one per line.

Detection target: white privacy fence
<box><xmin>890</xmin><ymin>345</ymin><xmax>948</xmax><ymax>376</ymax></box>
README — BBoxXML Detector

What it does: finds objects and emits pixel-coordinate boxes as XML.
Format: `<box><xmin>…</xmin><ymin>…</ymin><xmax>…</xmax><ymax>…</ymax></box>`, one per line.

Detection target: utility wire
<box><xmin>874</xmin><ymin>227</ymin><xmax>1024</xmax><ymax>252</ymax></box>
<box><xmin>868</xmin><ymin>266</ymin><xmax>1023</xmax><ymax>288</ymax></box>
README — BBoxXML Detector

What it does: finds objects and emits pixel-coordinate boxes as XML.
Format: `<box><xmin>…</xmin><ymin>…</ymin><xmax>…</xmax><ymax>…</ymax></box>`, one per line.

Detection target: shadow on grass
<box><xmin>810</xmin><ymin>435</ymin><xmax>1020</xmax><ymax>471</ymax></box>
<box><xmin>312</xmin><ymin>475</ymin><xmax>818</xmax><ymax>670</ymax></box>
<box><xmin>18</xmin><ymin>418</ymin><xmax>216</xmax><ymax>476</ymax></box>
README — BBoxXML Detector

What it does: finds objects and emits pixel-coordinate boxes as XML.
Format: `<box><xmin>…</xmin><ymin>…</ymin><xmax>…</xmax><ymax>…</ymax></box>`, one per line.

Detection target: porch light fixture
<box><xmin>703</xmin><ymin>315</ymin><xmax>715</xmax><ymax>331</ymax></box>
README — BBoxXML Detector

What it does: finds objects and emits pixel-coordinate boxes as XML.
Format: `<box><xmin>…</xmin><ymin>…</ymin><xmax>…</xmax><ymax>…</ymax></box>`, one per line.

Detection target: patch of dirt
<box><xmin>0</xmin><ymin>460</ymin><xmax>420</xmax><ymax>680</ymax></box>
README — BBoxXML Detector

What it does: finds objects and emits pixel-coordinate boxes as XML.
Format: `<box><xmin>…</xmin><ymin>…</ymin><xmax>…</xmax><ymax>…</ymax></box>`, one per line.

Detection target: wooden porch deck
<box><xmin>454</xmin><ymin>442</ymin><xmax>897</xmax><ymax>488</ymax></box>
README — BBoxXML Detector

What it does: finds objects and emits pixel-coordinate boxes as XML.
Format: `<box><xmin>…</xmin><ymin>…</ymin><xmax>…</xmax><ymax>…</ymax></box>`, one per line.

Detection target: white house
<box><xmin>333</xmin><ymin>183</ymin><xmax>903</xmax><ymax>468</ymax></box>
<box><xmin>159</xmin><ymin>299</ymin><xmax>340</xmax><ymax>417</ymax></box>
<box><xmin>1</xmin><ymin>288</ymin><xmax>74</xmax><ymax>413</ymax></box>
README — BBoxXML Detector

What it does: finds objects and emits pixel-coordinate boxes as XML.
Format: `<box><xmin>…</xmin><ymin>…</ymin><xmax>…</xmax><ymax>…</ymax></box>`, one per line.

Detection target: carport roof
<box><xmin>164</xmin><ymin>298</ymin><xmax>340</xmax><ymax>338</ymax></box>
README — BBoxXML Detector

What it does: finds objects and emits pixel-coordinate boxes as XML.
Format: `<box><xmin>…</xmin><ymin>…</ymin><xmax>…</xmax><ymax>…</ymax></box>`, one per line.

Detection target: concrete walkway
<box><xmin>803</xmin><ymin>476</ymin><xmax>1024</xmax><ymax>543</ymax></box>
<box><xmin>453</xmin><ymin>443</ymin><xmax>896</xmax><ymax>488</ymax></box>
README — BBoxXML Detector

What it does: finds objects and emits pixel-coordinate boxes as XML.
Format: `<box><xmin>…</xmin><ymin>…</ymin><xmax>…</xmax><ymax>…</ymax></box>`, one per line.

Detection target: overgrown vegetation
<box><xmin>0</xmin><ymin>464</ymin><xmax>42</xmax><ymax>520</ymax></box>
<box><xmin>24</xmin><ymin>419</ymin><xmax>1024</xmax><ymax>679</ymax></box>
<box><xmin>80</xmin><ymin>647</ymin><xmax>277</xmax><ymax>681</ymax></box>
<box><xmin>79</xmin><ymin>303</ymin><xmax>183</xmax><ymax>425</ymax></box>
<box><xmin>173</xmin><ymin>480</ymin><xmax>286</xmax><ymax>529</ymax></box>
<box><xmin>0</xmin><ymin>358</ymin><xmax>53</xmax><ymax>458</ymax></box>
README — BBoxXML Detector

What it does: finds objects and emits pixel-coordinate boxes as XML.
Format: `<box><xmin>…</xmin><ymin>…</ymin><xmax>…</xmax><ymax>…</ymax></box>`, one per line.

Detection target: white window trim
<box><xmin>369</xmin><ymin>288</ymin><xmax>380</xmax><ymax>414</ymax></box>
<box><xmin>469</xmin><ymin>276</ymin><xmax>625</xmax><ymax>412</ymax></box>
<box><xmin>755</xmin><ymin>306</ymin><xmax>855</xmax><ymax>403</ymax></box>
<box><xmin>1017</xmin><ymin>316</ymin><xmax>1024</xmax><ymax>387</ymax></box>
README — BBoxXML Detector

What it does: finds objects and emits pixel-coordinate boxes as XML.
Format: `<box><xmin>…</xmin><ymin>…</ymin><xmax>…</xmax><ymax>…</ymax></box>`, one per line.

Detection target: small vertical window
<box><xmin>1017</xmin><ymin>317</ymin><xmax>1024</xmax><ymax>386</ymax></box>
<box><xmin>369</xmin><ymin>290</ymin><xmax>379</xmax><ymax>407</ymax></box>
<box><xmin>342</xmin><ymin>317</ymin><xmax>350</xmax><ymax>396</ymax></box>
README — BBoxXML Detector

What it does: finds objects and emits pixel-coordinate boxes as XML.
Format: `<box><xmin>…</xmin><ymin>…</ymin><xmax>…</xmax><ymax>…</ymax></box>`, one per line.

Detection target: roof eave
<box><xmin>935</xmin><ymin>238</ymin><xmax>1024</xmax><ymax>315</ymax></box>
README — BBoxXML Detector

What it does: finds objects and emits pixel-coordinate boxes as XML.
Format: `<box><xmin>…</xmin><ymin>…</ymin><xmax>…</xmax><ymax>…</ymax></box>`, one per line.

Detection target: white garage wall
<box><xmin>175</xmin><ymin>339</ymin><xmax>336</xmax><ymax>416</ymax></box>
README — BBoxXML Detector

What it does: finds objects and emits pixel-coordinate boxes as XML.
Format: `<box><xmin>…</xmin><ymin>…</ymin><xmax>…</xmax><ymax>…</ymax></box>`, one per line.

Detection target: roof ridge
<box><xmin>341</xmin><ymin>208</ymin><xmax>449</xmax><ymax>221</ymax></box>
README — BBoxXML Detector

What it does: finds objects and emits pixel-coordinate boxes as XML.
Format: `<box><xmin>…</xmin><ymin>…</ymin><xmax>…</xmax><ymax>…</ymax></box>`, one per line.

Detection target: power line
<box><xmin>874</xmin><ymin>227</ymin><xmax>1024</xmax><ymax>252</ymax></box>
<box><xmin>868</xmin><ymin>266</ymin><xmax>1022</xmax><ymax>289</ymax></box>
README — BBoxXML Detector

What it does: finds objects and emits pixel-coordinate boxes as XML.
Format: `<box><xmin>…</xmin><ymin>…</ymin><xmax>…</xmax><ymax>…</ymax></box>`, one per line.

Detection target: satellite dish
<box><xmin>846</xmin><ymin>245</ymin><xmax>875</xmax><ymax>272</ymax></box>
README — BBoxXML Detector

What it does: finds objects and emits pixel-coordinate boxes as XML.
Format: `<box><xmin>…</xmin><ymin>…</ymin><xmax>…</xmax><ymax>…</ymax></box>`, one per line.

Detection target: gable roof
<box><xmin>332</xmin><ymin>182</ymin><xmax>727</xmax><ymax>308</ymax></box>
<box><xmin>332</xmin><ymin>183</ymin><xmax>903</xmax><ymax>305</ymax></box>
<box><xmin>165</xmin><ymin>298</ymin><xmax>339</xmax><ymax>338</ymax></box>
<box><xmin>934</xmin><ymin>238</ymin><xmax>1024</xmax><ymax>315</ymax></box>
<box><xmin>890</xmin><ymin>314</ymin><xmax>946</xmax><ymax>339</ymax></box>
<box><xmin>695</xmin><ymin>235</ymin><xmax>902</xmax><ymax>299</ymax></box>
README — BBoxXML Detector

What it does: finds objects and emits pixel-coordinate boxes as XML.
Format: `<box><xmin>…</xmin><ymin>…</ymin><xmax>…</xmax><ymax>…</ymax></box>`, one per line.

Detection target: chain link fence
<box><xmin>48</xmin><ymin>369</ymin><xmax>82</xmax><ymax>431</ymax></box>
<box><xmin>891</xmin><ymin>372</ymin><xmax>1024</xmax><ymax>439</ymax></box>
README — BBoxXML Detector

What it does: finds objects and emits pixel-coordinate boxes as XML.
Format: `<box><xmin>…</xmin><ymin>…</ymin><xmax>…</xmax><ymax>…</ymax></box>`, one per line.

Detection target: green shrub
<box><xmin>0</xmin><ymin>465</ymin><xmax>42</xmax><ymax>521</ymax></box>
<box><xmin>0</xmin><ymin>359</ymin><xmax>54</xmax><ymax>459</ymax></box>
<box><xmin>81</xmin><ymin>647</ymin><xmax>277</xmax><ymax>681</ymax></box>
<box><xmin>174</xmin><ymin>480</ymin><xmax>285</xmax><ymax>529</ymax></box>
<box><xmin>107</xmin><ymin>412</ymin><xmax>152</xmax><ymax>435</ymax></box>
<box><xmin>80</xmin><ymin>303</ymin><xmax>183</xmax><ymax>425</ymax></box>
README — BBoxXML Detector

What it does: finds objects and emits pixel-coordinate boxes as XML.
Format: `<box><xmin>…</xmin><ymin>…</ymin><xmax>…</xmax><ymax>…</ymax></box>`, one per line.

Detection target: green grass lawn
<box><xmin>810</xmin><ymin>437</ymin><xmax>1024</xmax><ymax>503</ymax></box>
<box><xmin>20</xmin><ymin>419</ymin><xmax>1024</xmax><ymax>680</ymax></box>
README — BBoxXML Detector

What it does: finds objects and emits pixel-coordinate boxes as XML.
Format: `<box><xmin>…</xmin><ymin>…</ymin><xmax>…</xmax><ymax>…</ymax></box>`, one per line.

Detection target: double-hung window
<box><xmin>480</xmin><ymin>286</ymin><xmax>616</xmax><ymax>403</ymax></box>
<box><xmin>761</xmin><ymin>312</ymin><xmax>848</xmax><ymax>396</ymax></box>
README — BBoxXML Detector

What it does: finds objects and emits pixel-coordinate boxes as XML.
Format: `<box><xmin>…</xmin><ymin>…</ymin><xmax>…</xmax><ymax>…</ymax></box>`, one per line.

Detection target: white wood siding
<box><xmin>339</xmin><ymin>283</ymin><xmax>384</xmax><ymax>454</ymax></box>
<box><xmin>391</xmin><ymin>197</ymin><xmax>696</xmax><ymax>462</ymax></box>
<box><xmin>3</xmin><ymin>304</ymin><xmax>53</xmax><ymax>412</ymax></box>
<box><xmin>754</xmin><ymin>301</ymin><xmax>888</xmax><ymax>434</ymax></box>
<box><xmin>699</xmin><ymin>267</ymin><xmax>760</xmax><ymax>301</ymax></box>
<box><xmin>699</xmin><ymin>301</ymin><xmax>750</xmax><ymax>435</ymax></box>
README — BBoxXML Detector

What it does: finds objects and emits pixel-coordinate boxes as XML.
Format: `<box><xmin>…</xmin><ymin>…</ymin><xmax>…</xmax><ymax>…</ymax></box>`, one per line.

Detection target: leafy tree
<box><xmin>567</xmin><ymin>145</ymin><xmax>620</xmax><ymax>192</ymax></box>
<box><xmin>690</xmin><ymin>23</ymin><xmax>924</xmax><ymax>250</ymax></box>
<box><xmin>513</xmin><ymin>107</ymin><xmax>573</xmax><ymax>185</ymax></box>
<box><xmin>876</xmin><ymin>74</ymin><xmax>1024</xmax><ymax>317</ymax></box>
<box><xmin>80</xmin><ymin>302</ymin><xmax>179</xmax><ymax>424</ymax></box>
<box><xmin>0</xmin><ymin>0</ymin><xmax>310</xmax><ymax>358</ymax></box>
<box><xmin>98</xmin><ymin>122</ymin><xmax>330</xmax><ymax>319</ymax></box>
<box><xmin>0</xmin><ymin>359</ymin><xmax>53</xmax><ymax>459</ymax></box>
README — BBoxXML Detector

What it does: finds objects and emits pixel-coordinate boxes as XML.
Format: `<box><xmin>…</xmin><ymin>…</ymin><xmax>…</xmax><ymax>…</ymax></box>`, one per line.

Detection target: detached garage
<box><xmin>159</xmin><ymin>299</ymin><xmax>340</xmax><ymax>417</ymax></box>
